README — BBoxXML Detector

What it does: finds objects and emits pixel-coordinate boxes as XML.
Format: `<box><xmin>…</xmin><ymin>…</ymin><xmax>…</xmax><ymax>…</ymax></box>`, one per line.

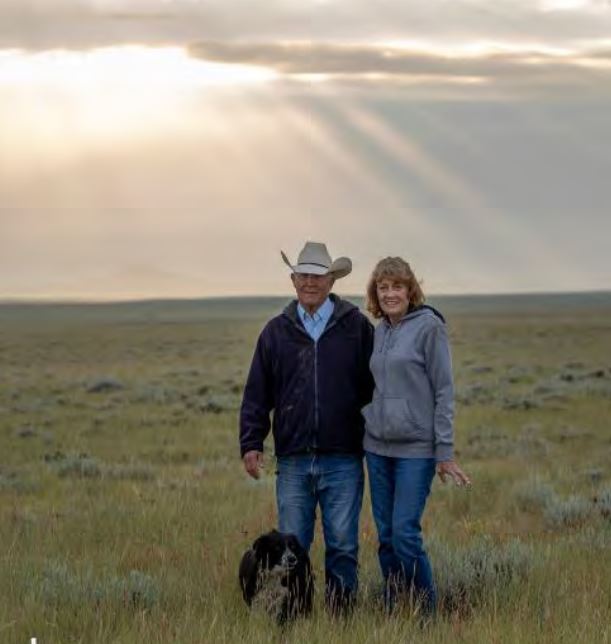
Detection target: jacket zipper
<box><xmin>291</xmin><ymin>316</ymin><xmax>340</xmax><ymax>452</ymax></box>
<box><xmin>313</xmin><ymin>341</ymin><xmax>319</xmax><ymax>449</ymax></box>
<box><xmin>290</xmin><ymin>320</ymin><xmax>319</xmax><ymax>451</ymax></box>
<box><xmin>313</xmin><ymin>319</ymin><xmax>340</xmax><ymax>449</ymax></box>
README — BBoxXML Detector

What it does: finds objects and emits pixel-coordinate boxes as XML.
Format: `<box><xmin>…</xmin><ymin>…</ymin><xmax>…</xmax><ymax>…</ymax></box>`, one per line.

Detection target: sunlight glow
<box><xmin>0</xmin><ymin>46</ymin><xmax>278</xmax><ymax>88</ymax></box>
<box><xmin>0</xmin><ymin>46</ymin><xmax>278</xmax><ymax>166</ymax></box>
<box><xmin>291</xmin><ymin>72</ymin><xmax>487</xmax><ymax>86</ymax></box>
<box><xmin>380</xmin><ymin>39</ymin><xmax>576</xmax><ymax>58</ymax></box>
<box><xmin>540</xmin><ymin>0</ymin><xmax>594</xmax><ymax>11</ymax></box>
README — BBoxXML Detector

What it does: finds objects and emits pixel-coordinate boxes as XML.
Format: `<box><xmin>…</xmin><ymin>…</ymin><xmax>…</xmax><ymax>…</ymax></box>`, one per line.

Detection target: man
<box><xmin>240</xmin><ymin>241</ymin><xmax>374</xmax><ymax>615</ymax></box>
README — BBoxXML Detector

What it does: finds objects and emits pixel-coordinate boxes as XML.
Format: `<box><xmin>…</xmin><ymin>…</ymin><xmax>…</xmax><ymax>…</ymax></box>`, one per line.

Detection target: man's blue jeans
<box><xmin>365</xmin><ymin>452</ymin><xmax>436</xmax><ymax>613</ymax></box>
<box><xmin>276</xmin><ymin>454</ymin><xmax>364</xmax><ymax>610</ymax></box>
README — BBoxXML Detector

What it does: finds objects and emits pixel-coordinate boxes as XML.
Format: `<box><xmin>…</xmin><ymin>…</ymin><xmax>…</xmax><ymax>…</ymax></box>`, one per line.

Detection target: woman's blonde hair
<box><xmin>366</xmin><ymin>257</ymin><xmax>425</xmax><ymax>319</ymax></box>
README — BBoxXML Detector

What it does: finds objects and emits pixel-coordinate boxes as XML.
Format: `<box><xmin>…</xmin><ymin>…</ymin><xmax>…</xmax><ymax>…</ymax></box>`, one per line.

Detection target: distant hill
<box><xmin>1</xmin><ymin>291</ymin><xmax>610</xmax><ymax>324</ymax></box>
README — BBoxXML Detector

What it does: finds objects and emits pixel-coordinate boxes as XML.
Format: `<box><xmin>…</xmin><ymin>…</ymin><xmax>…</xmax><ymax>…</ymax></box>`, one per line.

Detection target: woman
<box><xmin>362</xmin><ymin>257</ymin><xmax>470</xmax><ymax>615</ymax></box>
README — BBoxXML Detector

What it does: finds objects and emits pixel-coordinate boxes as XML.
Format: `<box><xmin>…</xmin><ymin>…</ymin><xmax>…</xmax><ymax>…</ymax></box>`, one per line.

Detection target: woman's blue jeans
<box><xmin>276</xmin><ymin>454</ymin><xmax>364</xmax><ymax>610</ymax></box>
<box><xmin>365</xmin><ymin>451</ymin><xmax>436</xmax><ymax>613</ymax></box>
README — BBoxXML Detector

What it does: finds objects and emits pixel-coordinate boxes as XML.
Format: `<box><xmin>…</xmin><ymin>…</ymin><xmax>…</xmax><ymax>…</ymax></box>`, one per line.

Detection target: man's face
<box><xmin>291</xmin><ymin>272</ymin><xmax>334</xmax><ymax>312</ymax></box>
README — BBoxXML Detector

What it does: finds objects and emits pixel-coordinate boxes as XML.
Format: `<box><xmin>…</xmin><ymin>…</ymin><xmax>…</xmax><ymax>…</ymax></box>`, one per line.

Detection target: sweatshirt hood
<box><xmin>383</xmin><ymin>304</ymin><xmax>446</xmax><ymax>327</ymax></box>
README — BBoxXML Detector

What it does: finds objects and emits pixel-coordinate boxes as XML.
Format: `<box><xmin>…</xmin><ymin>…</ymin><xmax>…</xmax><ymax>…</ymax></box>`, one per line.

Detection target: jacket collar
<box><xmin>283</xmin><ymin>293</ymin><xmax>357</xmax><ymax>326</ymax></box>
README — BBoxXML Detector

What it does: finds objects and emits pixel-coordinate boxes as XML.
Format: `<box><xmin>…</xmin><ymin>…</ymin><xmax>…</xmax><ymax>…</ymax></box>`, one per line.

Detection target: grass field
<box><xmin>1</xmin><ymin>294</ymin><xmax>610</xmax><ymax>643</ymax></box>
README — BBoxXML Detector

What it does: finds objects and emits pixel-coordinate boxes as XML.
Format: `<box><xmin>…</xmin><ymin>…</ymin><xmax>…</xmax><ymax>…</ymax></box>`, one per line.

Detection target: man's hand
<box><xmin>436</xmin><ymin>460</ymin><xmax>471</xmax><ymax>487</ymax></box>
<box><xmin>243</xmin><ymin>450</ymin><xmax>264</xmax><ymax>479</ymax></box>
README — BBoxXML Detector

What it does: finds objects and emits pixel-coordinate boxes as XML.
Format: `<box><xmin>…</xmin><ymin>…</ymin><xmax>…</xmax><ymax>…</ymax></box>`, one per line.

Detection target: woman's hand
<box><xmin>436</xmin><ymin>460</ymin><xmax>471</xmax><ymax>486</ymax></box>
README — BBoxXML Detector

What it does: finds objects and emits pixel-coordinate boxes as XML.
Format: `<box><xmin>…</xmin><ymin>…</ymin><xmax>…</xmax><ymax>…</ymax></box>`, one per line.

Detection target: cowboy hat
<box><xmin>281</xmin><ymin>242</ymin><xmax>352</xmax><ymax>279</ymax></box>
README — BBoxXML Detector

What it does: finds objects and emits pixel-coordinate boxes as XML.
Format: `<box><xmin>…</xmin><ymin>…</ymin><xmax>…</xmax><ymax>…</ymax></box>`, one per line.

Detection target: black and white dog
<box><xmin>239</xmin><ymin>530</ymin><xmax>313</xmax><ymax>623</ymax></box>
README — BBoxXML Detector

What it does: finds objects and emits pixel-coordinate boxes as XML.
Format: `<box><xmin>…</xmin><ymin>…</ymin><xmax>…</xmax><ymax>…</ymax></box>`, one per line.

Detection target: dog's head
<box><xmin>252</xmin><ymin>530</ymin><xmax>303</xmax><ymax>572</ymax></box>
<box><xmin>239</xmin><ymin>529</ymin><xmax>314</xmax><ymax>621</ymax></box>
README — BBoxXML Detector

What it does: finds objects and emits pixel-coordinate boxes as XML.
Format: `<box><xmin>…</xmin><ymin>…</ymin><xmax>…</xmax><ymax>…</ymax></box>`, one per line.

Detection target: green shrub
<box><xmin>430</xmin><ymin>537</ymin><xmax>533</xmax><ymax>615</ymax></box>
<box><xmin>47</xmin><ymin>453</ymin><xmax>155</xmax><ymax>481</ymax></box>
<box><xmin>106</xmin><ymin>570</ymin><xmax>160</xmax><ymax>609</ymax></box>
<box><xmin>0</xmin><ymin>469</ymin><xmax>38</xmax><ymax>494</ymax></box>
<box><xmin>593</xmin><ymin>486</ymin><xmax>611</xmax><ymax>520</ymax></box>
<box><xmin>54</xmin><ymin>454</ymin><xmax>102</xmax><ymax>478</ymax></box>
<box><xmin>544</xmin><ymin>495</ymin><xmax>592</xmax><ymax>529</ymax></box>
<box><xmin>103</xmin><ymin>463</ymin><xmax>156</xmax><ymax>481</ymax></box>
<box><xmin>514</xmin><ymin>477</ymin><xmax>557</xmax><ymax>512</ymax></box>
<box><xmin>35</xmin><ymin>562</ymin><xmax>160</xmax><ymax>610</ymax></box>
<box><xmin>38</xmin><ymin>562</ymin><xmax>102</xmax><ymax>606</ymax></box>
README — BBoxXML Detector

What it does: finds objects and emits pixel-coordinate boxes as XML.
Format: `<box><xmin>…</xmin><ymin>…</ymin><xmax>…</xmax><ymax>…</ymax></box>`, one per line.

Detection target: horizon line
<box><xmin>1</xmin><ymin>288</ymin><xmax>611</xmax><ymax>306</ymax></box>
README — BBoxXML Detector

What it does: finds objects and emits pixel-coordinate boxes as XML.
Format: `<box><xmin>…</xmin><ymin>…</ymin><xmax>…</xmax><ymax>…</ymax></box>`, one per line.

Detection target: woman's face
<box><xmin>376</xmin><ymin>277</ymin><xmax>409</xmax><ymax>322</ymax></box>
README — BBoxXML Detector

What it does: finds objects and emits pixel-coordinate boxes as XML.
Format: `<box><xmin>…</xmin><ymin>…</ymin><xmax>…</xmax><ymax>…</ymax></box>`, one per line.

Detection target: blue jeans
<box><xmin>365</xmin><ymin>452</ymin><xmax>436</xmax><ymax>613</ymax></box>
<box><xmin>276</xmin><ymin>454</ymin><xmax>364</xmax><ymax>609</ymax></box>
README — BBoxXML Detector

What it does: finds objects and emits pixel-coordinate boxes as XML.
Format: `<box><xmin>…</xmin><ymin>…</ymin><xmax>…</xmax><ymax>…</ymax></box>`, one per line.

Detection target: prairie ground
<box><xmin>0</xmin><ymin>295</ymin><xmax>610</xmax><ymax>643</ymax></box>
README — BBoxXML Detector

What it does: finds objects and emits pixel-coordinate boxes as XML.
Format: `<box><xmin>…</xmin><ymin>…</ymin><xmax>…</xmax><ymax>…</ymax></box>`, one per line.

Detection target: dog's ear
<box><xmin>252</xmin><ymin>533</ymin><xmax>272</xmax><ymax>558</ymax></box>
<box><xmin>238</xmin><ymin>548</ymin><xmax>260</xmax><ymax>605</ymax></box>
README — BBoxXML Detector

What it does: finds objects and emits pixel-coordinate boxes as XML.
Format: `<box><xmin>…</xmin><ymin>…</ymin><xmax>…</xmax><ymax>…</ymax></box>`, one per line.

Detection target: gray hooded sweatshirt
<box><xmin>362</xmin><ymin>306</ymin><xmax>454</xmax><ymax>462</ymax></box>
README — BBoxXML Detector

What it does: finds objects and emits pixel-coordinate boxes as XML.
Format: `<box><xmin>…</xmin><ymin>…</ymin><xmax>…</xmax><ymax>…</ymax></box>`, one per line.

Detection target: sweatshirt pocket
<box><xmin>361</xmin><ymin>400</ymin><xmax>383</xmax><ymax>440</ymax></box>
<box><xmin>361</xmin><ymin>401</ymin><xmax>376</xmax><ymax>429</ymax></box>
<box><xmin>380</xmin><ymin>397</ymin><xmax>427</xmax><ymax>442</ymax></box>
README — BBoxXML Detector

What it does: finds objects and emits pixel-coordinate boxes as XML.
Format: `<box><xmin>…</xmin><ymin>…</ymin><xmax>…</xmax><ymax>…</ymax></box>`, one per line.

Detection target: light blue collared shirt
<box><xmin>297</xmin><ymin>297</ymin><xmax>334</xmax><ymax>342</ymax></box>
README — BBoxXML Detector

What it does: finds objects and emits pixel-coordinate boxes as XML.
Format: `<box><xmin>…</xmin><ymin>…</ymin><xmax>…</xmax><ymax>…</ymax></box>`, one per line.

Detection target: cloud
<box><xmin>185</xmin><ymin>41</ymin><xmax>611</xmax><ymax>100</ymax></box>
<box><xmin>185</xmin><ymin>40</ymin><xmax>605</xmax><ymax>77</ymax></box>
<box><xmin>2</xmin><ymin>0</ymin><xmax>611</xmax><ymax>50</ymax></box>
<box><xmin>586</xmin><ymin>47</ymin><xmax>611</xmax><ymax>57</ymax></box>
<box><xmin>2</xmin><ymin>1</ymin><xmax>610</xmax><ymax>98</ymax></box>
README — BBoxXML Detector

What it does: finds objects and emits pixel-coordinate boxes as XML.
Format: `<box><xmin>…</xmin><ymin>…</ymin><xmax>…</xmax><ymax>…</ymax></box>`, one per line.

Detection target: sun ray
<box><xmin>338</xmin><ymin>101</ymin><xmax>577</xmax><ymax>285</ymax></box>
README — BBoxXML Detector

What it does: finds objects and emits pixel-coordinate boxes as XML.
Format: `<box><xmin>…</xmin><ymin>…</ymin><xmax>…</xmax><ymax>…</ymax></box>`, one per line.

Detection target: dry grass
<box><xmin>0</xmin><ymin>297</ymin><xmax>610</xmax><ymax>643</ymax></box>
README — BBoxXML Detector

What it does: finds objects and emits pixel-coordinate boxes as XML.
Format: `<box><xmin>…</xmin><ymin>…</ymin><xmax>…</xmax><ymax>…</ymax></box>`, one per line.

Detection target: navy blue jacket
<box><xmin>239</xmin><ymin>294</ymin><xmax>375</xmax><ymax>458</ymax></box>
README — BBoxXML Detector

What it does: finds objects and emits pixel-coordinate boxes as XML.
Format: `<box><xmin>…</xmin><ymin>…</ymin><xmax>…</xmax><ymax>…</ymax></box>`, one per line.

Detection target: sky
<box><xmin>1</xmin><ymin>0</ymin><xmax>611</xmax><ymax>300</ymax></box>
